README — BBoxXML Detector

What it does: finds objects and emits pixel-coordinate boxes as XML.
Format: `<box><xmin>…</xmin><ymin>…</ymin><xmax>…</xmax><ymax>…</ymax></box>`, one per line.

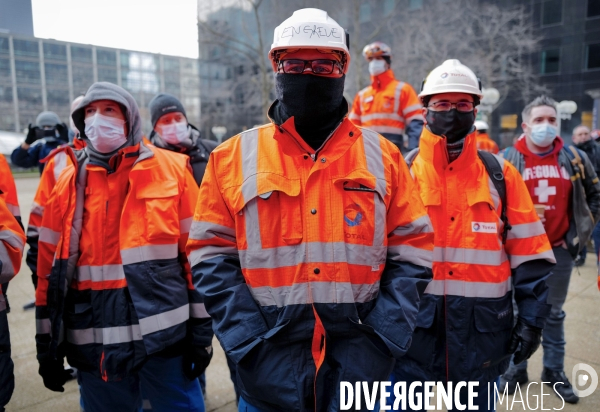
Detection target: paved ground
<box><xmin>4</xmin><ymin>176</ymin><xmax>600</xmax><ymax>411</ymax></box>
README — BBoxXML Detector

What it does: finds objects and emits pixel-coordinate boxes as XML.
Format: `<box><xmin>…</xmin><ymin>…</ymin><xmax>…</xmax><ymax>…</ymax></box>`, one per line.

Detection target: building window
<box><xmin>44</xmin><ymin>63</ymin><xmax>68</xmax><ymax>86</ymax></box>
<box><xmin>0</xmin><ymin>85</ymin><xmax>13</xmax><ymax>103</ymax></box>
<box><xmin>13</xmin><ymin>39</ymin><xmax>39</xmax><ymax>58</ymax></box>
<box><xmin>540</xmin><ymin>49</ymin><xmax>560</xmax><ymax>74</ymax></box>
<box><xmin>0</xmin><ymin>36</ymin><xmax>9</xmax><ymax>54</ymax></box>
<box><xmin>43</xmin><ymin>43</ymin><xmax>66</xmax><ymax>61</ymax></box>
<box><xmin>98</xmin><ymin>67</ymin><xmax>117</xmax><ymax>83</ymax></box>
<box><xmin>383</xmin><ymin>0</ymin><xmax>395</xmax><ymax>16</ymax></box>
<box><xmin>71</xmin><ymin>46</ymin><xmax>92</xmax><ymax>63</ymax></box>
<box><xmin>15</xmin><ymin>60</ymin><xmax>41</xmax><ymax>84</ymax></box>
<box><xmin>588</xmin><ymin>0</ymin><xmax>600</xmax><ymax>18</ymax></box>
<box><xmin>72</xmin><ymin>64</ymin><xmax>94</xmax><ymax>95</ymax></box>
<box><xmin>359</xmin><ymin>4</ymin><xmax>371</xmax><ymax>23</ymax></box>
<box><xmin>96</xmin><ymin>49</ymin><xmax>116</xmax><ymax>66</ymax></box>
<box><xmin>542</xmin><ymin>0</ymin><xmax>563</xmax><ymax>26</ymax></box>
<box><xmin>17</xmin><ymin>86</ymin><xmax>42</xmax><ymax>108</ymax></box>
<box><xmin>586</xmin><ymin>43</ymin><xmax>600</xmax><ymax>69</ymax></box>
<box><xmin>46</xmin><ymin>88</ymin><xmax>70</xmax><ymax>106</ymax></box>
<box><xmin>409</xmin><ymin>0</ymin><xmax>423</xmax><ymax>10</ymax></box>
<box><xmin>0</xmin><ymin>57</ymin><xmax>11</xmax><ymax>80</ymax></box>
<box><xmin>164</xmin><ymin>57</ymin><xmax>180</xmax><ymax>71</ymax></box>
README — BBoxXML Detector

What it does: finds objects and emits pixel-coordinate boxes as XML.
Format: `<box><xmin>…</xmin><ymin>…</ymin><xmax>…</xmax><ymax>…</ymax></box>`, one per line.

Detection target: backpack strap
<box><xmin>478</xmin><ymin>150</ymin><xmax>511</xmax><ymax>244</ymax></box>
<box><xmin>565</xmin><ymin>145</ymin><xmax>585</xmax><ymax>180</ymax></box>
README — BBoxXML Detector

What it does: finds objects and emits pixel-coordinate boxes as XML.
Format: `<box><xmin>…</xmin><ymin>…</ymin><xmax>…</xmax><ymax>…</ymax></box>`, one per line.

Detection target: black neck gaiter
<box><xmin>425</xmin><ymin>109</ymin><xmax>475</xmax><ymax>143</ymax></box>
<box><xmin>274</xmin><ymin>73</ymin><xmax>346</xmax><ymax>150</ymax></box>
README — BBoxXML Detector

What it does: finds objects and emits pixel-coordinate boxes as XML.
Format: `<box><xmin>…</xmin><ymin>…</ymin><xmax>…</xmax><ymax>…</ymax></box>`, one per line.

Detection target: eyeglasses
<box><xmin>278</xmin><ymin>59</ymin><xmax>342</xmax><ymax>75</ymax></box>
<box><xmin>428</xmin><ymin>101</ymin><xmax>474</xmax><ymax>112</ymax></box>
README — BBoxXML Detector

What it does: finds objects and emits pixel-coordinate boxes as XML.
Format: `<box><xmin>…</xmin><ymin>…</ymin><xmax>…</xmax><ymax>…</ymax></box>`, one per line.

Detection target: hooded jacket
<box><xmin>35</xmin><ymin>82</ymin><xmax>211</xmax><ymax>381</ymax></box>
<box><xmin>503</xmin><ymin>135</ymin><xmax>600</xmax><ymax>258</ymax></box>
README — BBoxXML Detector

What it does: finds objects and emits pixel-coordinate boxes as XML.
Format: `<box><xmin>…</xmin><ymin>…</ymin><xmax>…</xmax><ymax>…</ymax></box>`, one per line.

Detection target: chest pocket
<box><xmin>136</xmin><ymin>180</ymin><xmax>180</xmax><ymax>240</ymax></box>
<box><xmin>232</xmin><ymin>173</ymin><xmax>302</xmax><ymax>249</ymax></box>
<box><xmin>465</xmin><ymin>187</ymin><xmax>502</xmax><ymax>248</ymax></box>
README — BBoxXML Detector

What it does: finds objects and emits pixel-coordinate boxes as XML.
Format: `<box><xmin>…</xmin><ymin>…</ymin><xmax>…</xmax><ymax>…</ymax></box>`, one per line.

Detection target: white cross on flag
<box><xmin>534</xmin><ymin>179</ymin><xmax>556</xmax><ymax>203</ymax></box>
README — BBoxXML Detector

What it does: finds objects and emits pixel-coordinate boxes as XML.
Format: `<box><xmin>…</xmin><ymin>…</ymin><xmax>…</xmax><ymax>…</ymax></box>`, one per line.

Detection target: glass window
<box><xmin>0</xmin><ymin>85</ymin><xmax>13</xmax><ymax>103</ymax></box>
<box><xmin>96</xmin><ymin>49</ymin><xmax>116</xmax><ymax>66</ymax></box>
<box><xmin>0</xmin><ymin>57</ymin><xmax>11</xmax><ymax>80</ymax></box>
<box><xmin>15</xmin><ymin>60</ymin><xmax>41</xmax><ymax>84</ymax></box>
<box><xmin>17</xmin><ymin>86</ymin><xmax>42</xmax><ymax>108</ymax></box>
<box><xmin>542</xmin><ymin>0</ymin><xmax>563</xmax><ymax>26</ymax></box>
<box><xmin>0</xmin><ymin>109</ymin><xmax>15</xmax><ymax>131</ymax></box>
<box><xmin>120</xmin><ymin>52</ymin><xmax>130</xmax><ymax>67</ymax></box>
<box><xmin>587</xmin><ymin>43</ymin><xmax>600</xmax><ymax>69</ymax></box>
<box><xmin>409</xmin><ymin>0</ymin><xmax>423</xmax><ymax>10</ymax></box>
<box><xmin>13</xmin><ymin>39</ymin><xmax>39</xmax><ymax>58</ymax></box>
<box><xmin>359</xmin><ymin>4</ymin><xmax>371</xmax><ymax>23</ymax></box>
<box><xmin>43</xmin><ymin>43</ymin><xmax>67</xmax><ymax>61</ymax></box>
<box><xmin>98</xmin><ymin>67</ymin><xmax>117</xmax><ymax>83</ymax></box>
<box><xmin>164</xmin><ymin>57</ymin><xmax>180</xmax><ymax>72</ymax></box>
<box><xmin>0</xmin><ymin>36</ymin><xmax>9</xmax><ymax>54</ymax></box>
<box><xmin>540</xmin><ymin>49</ymin><xmax>560</xmax><ymax>74</ymax></box>
<box><xmin>46</xmin><ymin>88</ymin><xmax>70</xmax><ymax>106</ymax></box>
<box><xmin>182</xmin><ymin>60</ymin><xmax>198</xmax><ymax>74</ymax></box>
<box><xmin>44</xmin><ymin>63</ymin><xmax>68</xmax><ymax>85</ymax></box>
<box><xmin>72</xmin><ymin>64</ymin><xmax>94</xmax><ymax>94</ymax></box>
<box><xmin>383</xmin><ymin>0</ymin><xmax>395</xmax><ymax>15</ymax></box>
<box><xmin>588</xmin><ymin>0</ymin><xmax>600</xmax><ymax>18</ymax></box>
<box><xmin>71</xmin><ymin>46</ymin><xmax>92</xmax><ymax>63</ymax></box>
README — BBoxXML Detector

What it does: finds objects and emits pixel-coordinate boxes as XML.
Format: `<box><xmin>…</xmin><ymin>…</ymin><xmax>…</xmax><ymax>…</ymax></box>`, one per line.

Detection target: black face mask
<box><xmin>426</xmin><ymin>109</ymin><xmax>475</xmax><ymax>143</ymax></box>
<box><xmin>275</xmin><ymin>73</ymin><xmax>345</xmax><ymax>125</ymax></box>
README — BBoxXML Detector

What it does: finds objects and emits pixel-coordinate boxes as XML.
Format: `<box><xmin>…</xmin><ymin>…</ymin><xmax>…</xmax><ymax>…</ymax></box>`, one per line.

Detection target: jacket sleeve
<box><xmin>348</xmin><ymin>93</ymin><xmax>362</xmax><ymax>126</ymax></box>
<box><xmin>363</xmin><ymin>147</ymin><xmax>434</xmax><ymax>359</ymax></box>
<box><xmin>0</xmin><ymin>198</ymin><xmax>25</xmax><ymax>286</ymax></box>
<box><xmin>400</xmin><ymin>84</ymin><xmax>424</xmax><ymax>151</ymax></box>
<box><xmin>579</xmin><ymin>150</ymin><xmax>600</xmax><ymax>222</ymax></box>
<box><xmin>179</xmin><ymin>165</ymin><xmax>214</xmax><ymax>348</ymax></box>
<box><xmin>186</xmin><ymin>154</ymin><xmax>267</xmax><ymax>363</ymax></box>
<box><xmin>11</xmin><ymin>145</ymin><xmax>40</xmax><ymax>169</ymax></box>
<box><xmin>503</xmin><ymin>161</ymin><xmax>554</xmax><ymax>328</ymax></box>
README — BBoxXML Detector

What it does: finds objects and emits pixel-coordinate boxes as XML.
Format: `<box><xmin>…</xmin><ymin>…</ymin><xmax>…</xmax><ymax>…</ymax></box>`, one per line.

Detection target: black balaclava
<box><xmin>425</xmin><ymin>109</ymin><xmax>475</xmax><ymax>143</ymax></box>
<box><xmin>274</xmin><ymin>73</ymin><xmax>346</xmax><ymax>151</ymax></box>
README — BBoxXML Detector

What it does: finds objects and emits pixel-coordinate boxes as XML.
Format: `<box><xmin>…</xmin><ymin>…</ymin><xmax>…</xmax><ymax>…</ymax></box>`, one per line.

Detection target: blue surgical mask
<box><xmin>529</xmin><ymin>123</ymin><xmax>557</xmax><ymax>147</ymax></box>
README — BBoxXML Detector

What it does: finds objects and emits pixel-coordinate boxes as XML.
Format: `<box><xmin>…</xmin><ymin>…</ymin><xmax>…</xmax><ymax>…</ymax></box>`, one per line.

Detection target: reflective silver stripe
<box><xmin>366</xmin><ymin>125</ymin><xmax>405</xmax><ymax>135</ymax></box>
<box><xmin>67</xmin><ymin>324</ymin><xmax>143</xmax><ymax>345</ymax></box>
<box><xmin>349</xmin><ymin>112</ymin><xmax>360</xmax><ymax>121</ymax></box>
<box><xmin>27</xmin><ymin>225</ymin><xmax>39</xmax><ymax>238</ymax></box>
<box><xmin>37</xmin><ymin>318</ymin><xmax>51</xmax><ymax>334</ymax></box>
<box><xmin>0</xmin><ymin>243</ymin><xmax>15</xmax><ymax>279</ymax></box>
<box><xmin>189</xmin><ymin>220</ymin><xmax>236</xmax><ymax>242</ymax></box>
<box><xmin>6</xmin><ymin>203</ymin><xmax>20</xmax><ymax>217</ymax></box>
<box><xmin>387</xmin><ymin>244</ymin><xmax>433</xmax><ymax>268</ymax></box>
<box><xmin>121</xmin><ymin>244</ymin><xmax>178</xmax><ymax>265</ymax></box>
<box><xmin>190</xmin><ymin>303</ymin><xmax>210</xmax><ymax>318</ymax></box>
<box><xmin>240</xmin><ymin>129</ymin><xmax>262</xmax><ymax>251</ymax></box>
<box><xmin>507</xmin><ymin>221</ymin><xmax>547</xmax><ymax>240</ymax></box>
<box><xmin>250</xmin><ymin>281</ymin><xmax>379</xmax><ymax>307</ymax></box>
<box><xmin>53</xmin><ymin>151</ymin><xmax>67</xmax><ymax>182</ymax></box>
<box><xmin>39</xmin><ymin>227</ymin><xmax>60</xmax><ymax>246</ymax></box>
<box><xmin>30</xmin><ymin>201</ymin><xmax>45</xmax><ymax>217</ymax></box>
<box><xmin>362</xmin><ymin>128</ymin><xmax>388</xmax><ymax>247</ymax></box>
<box><xmin>0</xmin><ymin>228</ymin><xmax>24</xmax><ymax>250</ymax></box>
<box><xmin>180</xmin><ymin>217</ymin><xmax>193</xmax><ymax>234</ymax></box>
<box><xmin>188</xmin><ymin>245</ymin><xmax>238</xmax><ymax>267</ymax></box>
<box><xmin>77</xmin><ymin>264</ymin><xmax>125</xmax><ymax>282</ymax></box>
<box><xmin>509</xmin><ymin>249</ymin><xmax>556</xmax><ymax>268</ymax></box>
<box><xmin>138</xmin><ymin>304</ymin><xmax>189</xmax><ymax>336</ymax></box>
<box><xmin>392</xmin><ymin>215</ymin><xmax>433</xmax><ymax>237</ymax></box>
<box><xmin>403</xmin><ymin>103</ymin><xmax>422</xmax><ymax>116</ymax></box>
<box><xmin>239</xmin><ymin>242</ymin><xmax>385</xmax><ymax>270</ymax></box>
<box><xmin>433</xmin><ymin>247</ymin><xmax>507</xmax><ymax>266</ymax></box>
<box><xmin>393</xmin><ymin>81</ymin><xmax>405</xmax><ymax>114</ymax></box>
<box><xmin>424</xmin><ymin>278</ymin><xmax>512</xmax><ymax>298</ymax></box>
<box><xmin>360</xmin><ymin>112</ymin><xmax>404</xmax><ymax>123</ymax></box>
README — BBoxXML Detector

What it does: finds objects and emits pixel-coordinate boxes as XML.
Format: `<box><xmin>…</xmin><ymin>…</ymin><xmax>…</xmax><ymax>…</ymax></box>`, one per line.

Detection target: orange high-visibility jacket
<box><xmin>0</xmin><ymin>155</ymin><xmax>21</xmax><ymax>222</ymax></box>
<box><xmin>476</xmin><ymin>131</ymin><xmax>499</xmax><ymax>154</ymax></box>
<box><xmin>398</xmin><ymin>127</ymin><xmax>555</xmax><ymax>383</ymax></box>
<box><xmin>35</xmin><ymin>144</ymin><xmax>211</xmax><ymax>381</ymax></box>
<box><xmin>349</xmin><ymin>69</ymin><xmax>423</xmax><ymax>149</ymax></box>
<box><xmin>186</xmin><ymin>114</ymin><xmax>434</xmax><ymax>410</ymax></box>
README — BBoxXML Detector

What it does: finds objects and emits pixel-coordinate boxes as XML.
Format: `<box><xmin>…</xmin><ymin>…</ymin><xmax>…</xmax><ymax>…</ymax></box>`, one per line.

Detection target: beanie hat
<box><xmin>36</xmin><ymin>111</ymin><xmax>61</xmax><ymax>128</ymax></box>
<box><xmin>149</xmin><ymin>93</ymin><xmax>187</xmax><ymax>127</ymax></box>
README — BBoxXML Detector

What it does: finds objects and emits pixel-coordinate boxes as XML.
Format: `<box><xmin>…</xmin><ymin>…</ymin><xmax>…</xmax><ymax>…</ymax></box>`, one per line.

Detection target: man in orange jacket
<box><xmin>474</xmin><ymin>120</ymin><xmax>499</xmax><ymax>154</ymax></box>
<box><xmin>187</xmin><ymin>8</ymin><xmax>434</xmax><ymax>412</ymax></box>
<box><xmin>349</xmin><ymin>41</ymin><xmax>423</xmax><ymax>153</ymax></box>
<box><xmin>393</xmin><ymin>60</ymin><xmax>554</xmax><ymax>411</ymax></box>
<box><xmin>35</xmin><ymin>82</ymin><xmax>211</xmax><ymax>411</ymax></box>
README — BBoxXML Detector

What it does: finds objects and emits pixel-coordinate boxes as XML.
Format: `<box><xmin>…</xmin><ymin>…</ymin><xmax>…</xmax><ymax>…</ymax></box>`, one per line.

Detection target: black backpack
<box><xmin>405</xmin><ymin>148</ymin><xmax>511</xmax><ymax>243</ymax></box>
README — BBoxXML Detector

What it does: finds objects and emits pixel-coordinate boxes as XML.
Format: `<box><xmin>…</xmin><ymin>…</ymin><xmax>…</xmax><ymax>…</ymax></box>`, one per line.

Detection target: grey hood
<box><xmin>72</xmin><ymin>82</ymin><xmax>144</xmax><ymax>146</ymax></box>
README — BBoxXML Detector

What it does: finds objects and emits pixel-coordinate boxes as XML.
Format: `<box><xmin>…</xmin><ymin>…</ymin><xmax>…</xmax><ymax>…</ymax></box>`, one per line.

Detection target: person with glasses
<box><xmin>392</xmin><ymin>60</ymin><xmax>555</xmax><ymax>411</ymax></box>
<box><xmin>186</xmin><ymin>8</ymin><xmax>435</xmax><ymax>411</ymax></box>
<box><xmin>349</xmin><ymin>42</ymin><xmax>424</xmax><ymax>154</ymax></box>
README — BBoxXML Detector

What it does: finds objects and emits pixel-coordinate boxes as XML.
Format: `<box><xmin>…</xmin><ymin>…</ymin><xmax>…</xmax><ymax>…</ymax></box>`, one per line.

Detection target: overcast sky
<box><xmin>31</xmin><ymin>0</ymin><xmax>199</xmax><ymax>58</ymax></box>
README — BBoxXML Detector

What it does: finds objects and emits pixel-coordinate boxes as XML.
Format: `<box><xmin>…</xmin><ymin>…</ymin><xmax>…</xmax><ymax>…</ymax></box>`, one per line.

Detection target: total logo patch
<box><xmin>471</xmin><ymin>222</ymin><xmax>497</xmax><ymax>233</ymax></box>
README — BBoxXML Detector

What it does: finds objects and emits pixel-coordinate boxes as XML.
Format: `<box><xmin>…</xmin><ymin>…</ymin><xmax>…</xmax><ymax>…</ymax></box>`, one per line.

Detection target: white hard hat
<box><xmin>419</xmin><ymin>59</ymin><xmax>482</xmax><ymax>102</ymax></box>
<box><xmin>474</xmin><ymin>120</ymin><xmax>489</xmax><ymax>130</ymax></box>
<box><xmin>269</xmin><ymin>8</ymin><xmax>350</xmax><ymax>74</ymax></box>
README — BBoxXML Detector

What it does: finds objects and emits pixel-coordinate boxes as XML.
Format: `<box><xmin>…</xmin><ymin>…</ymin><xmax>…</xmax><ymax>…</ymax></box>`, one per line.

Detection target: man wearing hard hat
<box><xmin>474</xmin><ymin>120</ymin><xmax>499</xmax><ymax>154</ymax></box>
<box><xmin>187</xmin><ymin>8</ymin><xmax>435</xmax><ymax>412</ymax></box>
<box><xmin>393</xmin><ymin>59</ymin><xmax>554</xmax><ymax>411</ymax></box>
<box><xmin>349</xmin><ymin>42</ymin><xmax>423</xmax><ymax>153</ymax></box>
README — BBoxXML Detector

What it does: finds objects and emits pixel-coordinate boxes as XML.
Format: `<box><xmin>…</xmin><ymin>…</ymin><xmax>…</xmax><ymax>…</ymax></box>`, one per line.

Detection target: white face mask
<box><xmin>368</xmin><ymin>59</ymin><xmax>387</xmax><ymax>76</ymax></box>
<box><xmin>528</xmin><ymin>122</ymin><xmax>557</xmax><ymax>147</ymax></box>
<box><xmin>159</xmin><ymin>121</ymin><xmax>190</xmax><ymax>145</ymax></box>
<box><xmin>84</xmin><ymin>113</ymin><xmax>127</xmax><ymax>153</ymax></box>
